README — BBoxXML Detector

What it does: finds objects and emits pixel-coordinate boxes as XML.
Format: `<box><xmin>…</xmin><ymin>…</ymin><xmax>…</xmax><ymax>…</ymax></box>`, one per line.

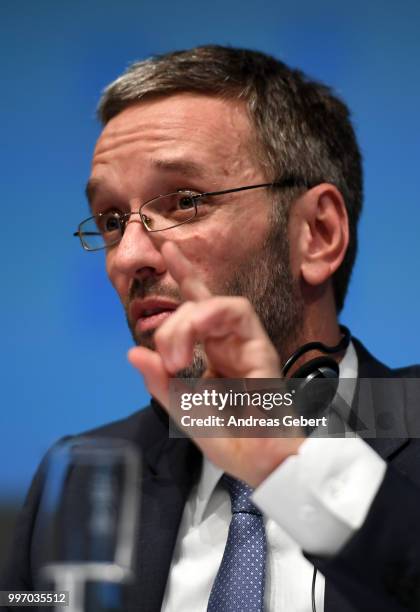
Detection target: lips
<box><xmin>130</xmin><ymin>298</ymin><xmax>179</xmax><ymax>334</ymax></box>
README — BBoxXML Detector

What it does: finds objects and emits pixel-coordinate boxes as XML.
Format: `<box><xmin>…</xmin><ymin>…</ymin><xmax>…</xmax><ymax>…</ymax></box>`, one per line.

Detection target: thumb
<box><xmin>128</xmin><ymin>346</ymin><xmax>170</xmax><ymax>407</ymax></box>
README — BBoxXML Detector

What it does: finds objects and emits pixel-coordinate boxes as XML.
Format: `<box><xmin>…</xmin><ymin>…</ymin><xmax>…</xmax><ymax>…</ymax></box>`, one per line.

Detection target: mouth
<box><xmin>130</xmin><ymin>298</ymin><xmax>179</xmax><ymax>335</ymax></box>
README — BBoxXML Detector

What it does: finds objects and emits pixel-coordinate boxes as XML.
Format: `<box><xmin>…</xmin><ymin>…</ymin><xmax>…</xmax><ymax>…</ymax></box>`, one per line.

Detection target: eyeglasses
<box><xmin>73</xmin><ymin>178</ymin><xmax>308</xmax><ymax>251</ymax></box>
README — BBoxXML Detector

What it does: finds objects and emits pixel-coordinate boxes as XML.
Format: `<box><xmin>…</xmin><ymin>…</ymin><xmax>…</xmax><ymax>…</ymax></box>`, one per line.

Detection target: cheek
<box><xmin>174</xmin><ymin>230</ymin><xmax>224</xmax><ymax>275</ymax></box>
<box><xmin>175</xmin><ymin>221</ymin><xmax>267</xmax><ymax>286</ymax></box>
<box><xmin>105</xmin><ymin>252</ymin><xmax>126</xmax><ymax>300</ymax></box>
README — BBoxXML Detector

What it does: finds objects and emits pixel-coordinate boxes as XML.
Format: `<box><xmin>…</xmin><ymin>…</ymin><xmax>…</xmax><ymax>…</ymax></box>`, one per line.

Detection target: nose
<box><xmin>108</xmin><ymin>216</ymin><xmax>167</xmax><ymax>283</ymax></box>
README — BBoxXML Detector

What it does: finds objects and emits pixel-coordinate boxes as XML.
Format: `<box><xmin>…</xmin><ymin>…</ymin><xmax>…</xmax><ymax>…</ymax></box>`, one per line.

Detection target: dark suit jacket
<box><xmin>2</xmin><ymin>339</ymin><xmax>420</xmax><ymax>611</ymax></box>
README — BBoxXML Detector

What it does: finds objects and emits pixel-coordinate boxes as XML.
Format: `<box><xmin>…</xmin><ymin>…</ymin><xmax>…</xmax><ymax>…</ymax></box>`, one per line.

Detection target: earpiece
<box><xmin>282</xmin><ymin>325</ymin><xmax>350</xmax><ymax>377</ymax></box>
<box><xmin>282</xmin><ymin>326</ymin><xmax>350</xmax><ymax>417</ymax></box>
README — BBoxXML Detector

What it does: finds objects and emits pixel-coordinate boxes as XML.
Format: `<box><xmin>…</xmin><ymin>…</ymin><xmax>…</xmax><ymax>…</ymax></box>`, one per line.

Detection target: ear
<box><xmin>291</xmin><ymin>184</ymin><xmax>349</xmax><ymax>287</ymax></box>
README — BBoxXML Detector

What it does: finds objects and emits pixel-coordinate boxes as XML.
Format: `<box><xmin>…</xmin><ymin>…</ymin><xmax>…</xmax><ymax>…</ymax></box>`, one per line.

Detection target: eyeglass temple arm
<box><xmin>197</xmin><ymin>178</ymin><xmax>309</xmax><ymax>199</ymax></box>
<box><xmin>73</xmin><ymin>231</ymin><xmax>101</xmax><ymax>236</ymax></box>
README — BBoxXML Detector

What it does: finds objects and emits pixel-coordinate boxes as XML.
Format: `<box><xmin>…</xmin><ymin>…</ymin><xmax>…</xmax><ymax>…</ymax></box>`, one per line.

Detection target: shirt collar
<box><xmin>336</xmin><ymin>340</ymin><xmax>358</xmax><ymax>422</ymax></box>
<box><xmin>338</xmin><ymin>339</ymin><xmax>358</xmax><ymax>379</ymax></box>
<box><xmin>194</xmin><ymin>456</ymin><xmax>223</xmax><ymax>524</ymax></box>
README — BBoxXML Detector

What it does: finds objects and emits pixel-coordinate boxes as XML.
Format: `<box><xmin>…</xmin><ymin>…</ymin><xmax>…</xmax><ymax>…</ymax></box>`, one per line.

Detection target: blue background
<box><xmin>1</xmin><ymin>0</ymin><xmax>419</xmax><ymax>503</ymax></box>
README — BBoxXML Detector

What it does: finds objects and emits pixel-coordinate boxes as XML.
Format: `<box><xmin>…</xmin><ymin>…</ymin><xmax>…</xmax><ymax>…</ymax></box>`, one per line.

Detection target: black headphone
<box><xmin>281</xmin><ymin>324</ymin><xmax>351</xmax><ymax>612</ymax></box>
<box><xmin>282</xmin><ymin>325</ymin><xmax>351</xmax><ymax>418</ymax></box>
<box><xmin>282</xmin><ymin>324</ymin><xmax>351</xmax><ymax>377</ymax></box>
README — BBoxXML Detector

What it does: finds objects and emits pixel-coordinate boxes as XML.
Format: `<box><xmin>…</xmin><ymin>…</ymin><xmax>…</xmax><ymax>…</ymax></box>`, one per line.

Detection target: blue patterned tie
<box><xmin>207</xmin><ymin>474</ymin><xmax>267</xmax><ymax>611</ymax></box>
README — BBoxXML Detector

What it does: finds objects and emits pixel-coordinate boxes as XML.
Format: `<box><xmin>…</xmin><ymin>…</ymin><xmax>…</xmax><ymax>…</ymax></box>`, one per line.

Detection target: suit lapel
<box><xmin>351</xmin><ymin>338</ymin><xmax>408</xmax><ymax>460</ymax></box>
<box><xmin>129</xmin><ymin>402</ymin><xmax>201</xmax><ymax>612</ymax></box>
<box><xmin>325</xmin><ymin>339</ymin><xmax>409</xmax><ymax>612</ymax></box>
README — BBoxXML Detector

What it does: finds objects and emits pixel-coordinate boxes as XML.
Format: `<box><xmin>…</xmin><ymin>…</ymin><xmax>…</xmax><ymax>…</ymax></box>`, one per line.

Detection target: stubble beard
<box><xmin>126</xmin><ymin>216</ymin><xmax>304</xmax><ymax>379</ymax></box>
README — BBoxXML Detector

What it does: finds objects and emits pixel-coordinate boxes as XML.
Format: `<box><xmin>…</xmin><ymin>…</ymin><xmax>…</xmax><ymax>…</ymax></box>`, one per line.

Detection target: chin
<box><xmin>133</xmin><ymin>329</ymin><xmax>156</xmax><ymax>350</ymax></box>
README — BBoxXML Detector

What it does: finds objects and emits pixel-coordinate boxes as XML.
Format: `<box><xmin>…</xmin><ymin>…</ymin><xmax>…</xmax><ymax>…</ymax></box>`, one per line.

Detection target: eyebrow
<box><xmin>151</xmin><ymin>157</ymin><xmax>207</xmax><ymax>179</ymax></box>
<box><xmin>85</xmin><ymin>158</ymin><xmax>208</xmax><ymax>209</ymax></box>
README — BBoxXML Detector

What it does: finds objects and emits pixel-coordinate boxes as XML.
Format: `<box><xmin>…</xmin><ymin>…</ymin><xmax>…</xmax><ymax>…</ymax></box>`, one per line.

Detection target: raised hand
<box><xmin>128</xmin><ymin>241</ymin><xmax>303</xmax><ymax>486</ymax></box>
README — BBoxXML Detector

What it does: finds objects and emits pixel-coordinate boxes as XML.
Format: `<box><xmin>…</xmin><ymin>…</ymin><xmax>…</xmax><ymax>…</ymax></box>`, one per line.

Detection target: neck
<box><xmin>280</xmin><ymin>283</ymin><xmax>343</xmax><ymax>372</ymax></box>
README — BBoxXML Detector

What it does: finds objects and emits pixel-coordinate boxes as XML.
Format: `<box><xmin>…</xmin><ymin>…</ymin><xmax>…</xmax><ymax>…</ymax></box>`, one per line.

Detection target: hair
<box><xmin>98</xmin><ymin>45</ymin><xmax>363</xmax><ymax>312</ymax></box>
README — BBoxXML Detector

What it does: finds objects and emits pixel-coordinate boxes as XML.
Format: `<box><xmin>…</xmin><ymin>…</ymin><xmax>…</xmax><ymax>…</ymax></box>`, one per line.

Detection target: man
<box><xmin>2</xmin><ymin>45</ymin><xmax>420</xmax><ymax>611</ymax></box>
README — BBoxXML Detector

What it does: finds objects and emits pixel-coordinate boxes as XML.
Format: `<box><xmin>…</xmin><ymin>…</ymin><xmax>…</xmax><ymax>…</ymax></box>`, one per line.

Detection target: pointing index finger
<box><xmin>161</xmin><ymin>241</ymin><xmax>212</xmax><ymax>302</ymax></box>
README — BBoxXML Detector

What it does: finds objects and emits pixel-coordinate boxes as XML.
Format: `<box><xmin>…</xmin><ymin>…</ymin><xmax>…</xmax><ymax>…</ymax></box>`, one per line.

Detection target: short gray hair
<box><xmin>98</xmin><ymin>45</ymin><xmax>363</xmax><ymax>312</ymax></box>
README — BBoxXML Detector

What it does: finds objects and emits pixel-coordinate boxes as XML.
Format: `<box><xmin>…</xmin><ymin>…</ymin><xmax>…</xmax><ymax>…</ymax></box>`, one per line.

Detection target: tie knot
<box><xmin>222</xmin><ymin>474</ymin><xmax>262</xmax><ymax>515</ymax></box>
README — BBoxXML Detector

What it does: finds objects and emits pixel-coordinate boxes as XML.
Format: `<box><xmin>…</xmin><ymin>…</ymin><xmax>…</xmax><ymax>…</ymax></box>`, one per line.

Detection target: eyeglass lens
<box><xmin>79</xmin><ymin>192</ymin><xmax>198</xmax><ymax>249</ymax></box>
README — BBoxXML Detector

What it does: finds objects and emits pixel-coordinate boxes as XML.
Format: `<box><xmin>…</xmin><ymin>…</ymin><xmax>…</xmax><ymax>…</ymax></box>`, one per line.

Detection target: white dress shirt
<box><xmin>162</xmin><ymin>343</ymin><xmax>387</xmax><ymax>611</ymax></box>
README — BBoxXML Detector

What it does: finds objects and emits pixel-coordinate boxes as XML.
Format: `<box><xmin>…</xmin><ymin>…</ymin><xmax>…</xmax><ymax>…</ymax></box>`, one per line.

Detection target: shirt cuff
<box><xmin>252</xmin><ymin>436</ymin><xmax>387</xmax><ymax>556</ymax></box>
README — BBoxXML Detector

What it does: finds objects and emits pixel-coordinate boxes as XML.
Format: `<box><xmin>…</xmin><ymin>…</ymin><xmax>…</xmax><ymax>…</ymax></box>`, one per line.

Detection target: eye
<box><xmin>97</xmin><ymin>211</ymin><xmax>123</xmax><ymax>234</ymax></box>
<box><xmin>105</xmin><ymin>215</ymin><xmax>120</xmax><ymax>231</ymax></box>
<box><xmin>177</xmin><ymin>195</ymin><xmax>196</xmax><ymax>210</ymax></box>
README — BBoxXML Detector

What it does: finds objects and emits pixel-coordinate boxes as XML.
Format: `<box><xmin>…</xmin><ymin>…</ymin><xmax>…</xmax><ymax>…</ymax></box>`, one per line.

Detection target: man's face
<box><xmin>89</xmin><ymin>93</ymin><xmax>302</xmax><ymax>373</ymax></box>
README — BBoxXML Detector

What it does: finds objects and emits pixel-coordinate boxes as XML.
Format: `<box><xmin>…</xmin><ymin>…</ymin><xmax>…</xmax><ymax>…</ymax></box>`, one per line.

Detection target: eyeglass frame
<box><xmin>73</xmin><ymin>177</ymin><xmax>310</xmax><ymax>252</ymax></box>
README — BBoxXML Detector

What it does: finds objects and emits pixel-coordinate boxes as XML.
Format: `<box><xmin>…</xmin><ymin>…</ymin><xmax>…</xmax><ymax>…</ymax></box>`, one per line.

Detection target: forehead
<box><xmin>92</xmin><ymin>93</ymin><xmax>258</xmax><ymax>183</ymax></box>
